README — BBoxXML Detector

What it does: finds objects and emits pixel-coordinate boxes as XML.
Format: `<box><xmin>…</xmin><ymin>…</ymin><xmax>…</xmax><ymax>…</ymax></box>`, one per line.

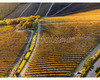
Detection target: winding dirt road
<box><xmin>20</xmin><ymin>20</ymin><xmax>41</xmax><ymax>77</ymax></box>
<box><xmin>73</xmin><ymin>43</ymin><xmax>100</xmax><ymax>77</ymax></box>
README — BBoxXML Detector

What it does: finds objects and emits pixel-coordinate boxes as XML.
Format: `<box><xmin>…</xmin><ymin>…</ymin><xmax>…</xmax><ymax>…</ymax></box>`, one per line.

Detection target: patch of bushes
<box><xmin>16</xmin><ymin>24</ymin><xmax>22</xmax><ymax>30</ymax></box>
<box><xmin>95</xmin><ymin>66</ymin><xmax>100</xmax><ymax>73</ymax></box>
<box><xmin>6</xmin><ymin>19</ymin><xmax>20</xmax><ymax>25</ymax></box>
<box><xmin>80</xmin><ymin>49</ymin><xmax>100</xmax><ymax>77</ymax></box>
<box><xmin>19</xmin><ymin>19</ymin><xmax>26</xmax><ymax>26</ymax></box>
<box><xmin>0</xmin><ymin>20</ymin><xmax>6</xmax><ymax>25</ymax></box>
<box><xmin>22</xmin><ymin>21</ymin><xmax>33</xmax><ymax>29</ymax></box>
<box><xmin>0</xmin><ymin>15</ymin><xmax>40</xmax><ymax>25</ymax></box>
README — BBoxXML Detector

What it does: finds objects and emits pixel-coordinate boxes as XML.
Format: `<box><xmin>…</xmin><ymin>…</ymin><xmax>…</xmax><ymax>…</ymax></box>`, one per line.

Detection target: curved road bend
<box><xmin>73</xmin><ymin>43</ymin><xmax>100</xmax><ymax>77</ymax></box>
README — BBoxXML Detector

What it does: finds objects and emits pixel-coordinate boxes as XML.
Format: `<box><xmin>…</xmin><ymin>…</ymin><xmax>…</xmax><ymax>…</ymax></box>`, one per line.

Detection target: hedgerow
<box><xmin>0</xmin><ymin>15</ymin><xmax>40</xmax><ymax>26</ymax></box>
<box><xmin>22</xmin><ymin>21</ymin><xmax>33</xmax><ymax>28</ymax></box>
<box><xmin>80</xmin><ymin>49</ymin><xmax>100</xmax><ymax>77</ymax></box>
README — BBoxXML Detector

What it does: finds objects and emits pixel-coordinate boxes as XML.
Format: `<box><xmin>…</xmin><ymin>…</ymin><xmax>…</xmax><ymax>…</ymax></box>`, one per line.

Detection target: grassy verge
<box><xmin>13</xmin><ymin>31</ymin><xmax>38</xmax><ymax>77</ymax></box>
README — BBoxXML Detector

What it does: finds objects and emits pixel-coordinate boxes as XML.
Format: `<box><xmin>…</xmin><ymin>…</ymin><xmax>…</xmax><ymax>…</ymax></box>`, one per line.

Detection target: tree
<box><xmin>22</xmin><ymin>21</ymin><xmax>33</xmax><ymax>28</ymax></box>
<box><xmin>83</xmin><ymin>58</ymin><xmax>94</xmax><ymax>71</ymax></box>
<box><xmin>95</xmin><ymin>67</ymin><xmax>100</xmax><ymax>73</ymax></box>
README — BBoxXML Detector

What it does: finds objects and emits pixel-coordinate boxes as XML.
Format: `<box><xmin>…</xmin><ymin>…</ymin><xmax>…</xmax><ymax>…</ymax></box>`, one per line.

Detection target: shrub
<box><xmin>0</xmin><ymin>20</ymin><xmax>6</xmax><ymax>25</ymax></box>
<box><xmin>20</xmin><ymin>19</ymin><xmax>26</xmax><ymax>26</ymax></box>
<box><xmin>83</xmin><ymin>58</ymin><xmax>94</xmax><ymax>71</ymax></box>
<box><xmin>34</xmin><ymin>18</ymin><xmax>39</xmax><ymax>23</ymax></box>
<box><xmin>36</xmin><ymin>15</ymin><xmax>40</xmax><ymax>19</ymax></box>
<box><xmin>80</xmin><ymin>49</ymin><xmax>100</xmax><ymax>77</ymax></box>
<box><xmin>28</xmin><ymin>16</ymin><xmax>36</xmax><ymax>21</ymax></box>
<box><xmin>22</xmin><ymin>21</ymin><xmax>33</xmax><ymax>28</ymax></box>
<box><xmin>95</xmin><ymin>67</ymin><xmax>100</xmax><ymax>73</ymax></box>
<box><xmin>16</xmin><ymin>24</ymin><xmax>22</xmax><ymax>29</ymax></box>
<box><xmin>6</xmin><ymin>19</ymin><xmax>20</xmax><ymax>25</ymax></box>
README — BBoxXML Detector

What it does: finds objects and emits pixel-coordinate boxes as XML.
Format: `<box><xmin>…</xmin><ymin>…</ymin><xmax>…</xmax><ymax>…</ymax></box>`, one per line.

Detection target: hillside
<box><xmin>1</xmin><ymin>3</ymin><xmax>100</xmax><ymax>78</ymax></box>
<box><xmin>48</xmin><ymin>3</ymin><xmax>100</xmax><ymax>16</ymax></box>
<box><xmin>0</xmin><ymin>16</ymin><xmax>39</xmax><ymax>77</ymax></box>
<box><xmin>0</xmin><ymin>3</ymin><xmax>20</xmax><ymax>19</ymax></box>
<box><xmin>22</xmin><ymin>10</ymin><xmax>100</xmax><ymax>77</ymax></box>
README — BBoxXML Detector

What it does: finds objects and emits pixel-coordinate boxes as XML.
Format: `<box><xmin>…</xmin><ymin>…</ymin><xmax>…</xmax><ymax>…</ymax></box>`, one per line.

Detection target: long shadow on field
<box><xmin>41</xmin><ymin>24</ymin><xmax>57</xmax><ymax>37</ymax></box>
<box><xmin>53</xmin><ymin>3</ymin><xmax>100</xmax><ymax>16</ymax></box>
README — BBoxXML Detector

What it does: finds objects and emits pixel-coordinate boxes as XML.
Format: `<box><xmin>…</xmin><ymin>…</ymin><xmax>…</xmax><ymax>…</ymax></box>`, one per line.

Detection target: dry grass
<box><xmin>0</xmin><ymin>26</ymin><xmax>29</xmax><ymax>77</ymax></box>
<box><xmin>69</xmin><ymin>8</ymin><xmax>100</xmax><ymax>16</ymax></box>
<box><xmin>41</xmin><ymin>15</ymin><xmax>100</xmax><ymax>23</ymax></box>
<box><xmin>23</xmin><ymin>21</ymin><xmax>100</xmax><ymax>77</ymax></box>
<box><xmin>0</xmin><ymin>3</ymin><xmax>20</xmax><ymax>19</ymax></box>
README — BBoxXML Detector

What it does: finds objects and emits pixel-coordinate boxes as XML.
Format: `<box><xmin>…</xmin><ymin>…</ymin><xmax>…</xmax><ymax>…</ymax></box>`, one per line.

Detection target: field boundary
<box><xmin>12</xmin><ymin>30</ymin><xmax>37</xmax><ymax>77</ymax></box>
<box><xmin>9</xmin><ymin>30</ymin><xmax>34</xmax><ymax>77</ymax></box>
<box><xmin>20</xmin><ymin>20</ymin><xmax>41</xmax><ymax>77</ymax></box>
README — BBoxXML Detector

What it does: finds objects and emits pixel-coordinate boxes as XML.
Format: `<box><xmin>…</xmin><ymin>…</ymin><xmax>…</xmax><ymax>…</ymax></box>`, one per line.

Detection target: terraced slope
<box><xmin>0</xmin><ymin>26</ymin><xmax>29</xmax><ymax>77</ymax></box>
<box><xmin>23</xmin><ymin>15</ymin><xmax>100</xmax><ymax>77</ymax></box>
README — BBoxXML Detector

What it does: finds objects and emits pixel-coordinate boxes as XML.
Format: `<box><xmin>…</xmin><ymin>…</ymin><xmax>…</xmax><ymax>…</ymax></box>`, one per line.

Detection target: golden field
<box><xmin>0</xmin><ymin>26</ymin><xmax>29</xmax><ymax>77</ymax></box>
<box><xmin>41</xmin><ymin>8</ymin><xmax>100</xmax><ymax>23</ymax></box>
<box><xmin>23</xmin><ymin>20</ymin><xmax>100</xmax><ymax>77</ymax></box>
<box><xmin>0</xmin><ymin>15</ymin><xmax>40</xmax><ymax>77</ymax></box>
<box><xmin>41</xmin><ymin>15</ymin><xmax>100</xmax><ymax>23</ymax></box>
<box><xmin>69</xmin><ymin>8</ymin><xmax>100</xmax><ymax>16</ymax></box>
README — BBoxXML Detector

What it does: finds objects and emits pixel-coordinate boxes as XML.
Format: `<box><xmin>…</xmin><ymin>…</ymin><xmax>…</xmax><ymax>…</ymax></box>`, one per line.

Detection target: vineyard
<box><xmin>0</xmin><ymin>3</ymin><xmax>100</xmax><ymax>78</ymax></box>
<box><xmin>22</xmin><ymin>18</ymin><xmax>100</xmax><ymax>77</ymax></box>
<box><xmin>0</xmin><ymin>26</ymin><xmax>29</xmax><ymax>77</ymax></box>
<box><xmin>0</xmin><ymin>15</ymin><xmax>40</xmax><ymax>77</ymax></box>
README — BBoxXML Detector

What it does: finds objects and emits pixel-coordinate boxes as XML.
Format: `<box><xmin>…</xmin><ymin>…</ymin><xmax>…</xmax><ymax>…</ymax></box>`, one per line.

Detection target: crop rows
<box><xmin>0</xmin><ymin>26</ymin><xmax>29</xmax><ymax>77</ymax></box>
<box><xmin>23</xmin><ymin>20</ymin><xmax>100</xmax><ymax>77</ymax></box>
